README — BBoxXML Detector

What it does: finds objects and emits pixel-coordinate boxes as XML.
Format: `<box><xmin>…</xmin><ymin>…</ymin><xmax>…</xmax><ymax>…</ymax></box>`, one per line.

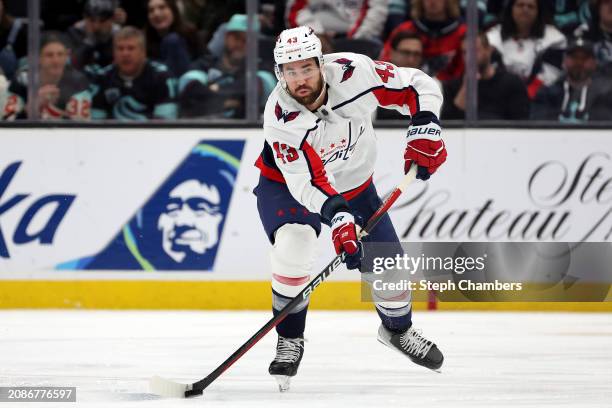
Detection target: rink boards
<box><xmin>0</xmin><ymin>127</ymin><xmax>610</xmax><ymax>310</ymax></box>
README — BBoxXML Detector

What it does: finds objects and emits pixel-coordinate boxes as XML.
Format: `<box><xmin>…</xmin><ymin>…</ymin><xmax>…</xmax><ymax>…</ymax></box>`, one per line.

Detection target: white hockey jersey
<box><xmin>256</xmin><ymin>52</ymin><xmax>442</xmax><ymax>217</ymax></box>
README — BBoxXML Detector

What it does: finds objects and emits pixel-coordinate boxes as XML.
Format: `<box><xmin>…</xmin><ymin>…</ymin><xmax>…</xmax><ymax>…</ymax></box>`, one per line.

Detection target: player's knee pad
<box><xmin>375</xmin><ymin>300</ymin><xmax>411</xmax><ymax>312</ymax></box>
<box><xmin>373</xmin><ymin>290</ymin><xmax>412</xmax><ymax>311</ymax></box>
<box><xmin>270</xmin><ymin>223</ymin><xmax>318</xmax><ymax>298</ymax></box>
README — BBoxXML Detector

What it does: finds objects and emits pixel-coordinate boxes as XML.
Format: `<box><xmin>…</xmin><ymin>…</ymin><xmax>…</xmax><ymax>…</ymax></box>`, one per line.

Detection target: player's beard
<box><xmin>290</xmin><ymin>75</ymin><xmax>324</xmax><ymax>106</ymax></box>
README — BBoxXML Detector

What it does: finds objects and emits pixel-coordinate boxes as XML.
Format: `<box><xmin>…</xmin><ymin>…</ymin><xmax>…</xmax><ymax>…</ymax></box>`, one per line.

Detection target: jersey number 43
<box><xmin>273</xmin><ymin>142</ymin><xmax>299</xmax><ymax>163</ymax></box>
<box><xmin>374</xmin><ymin>61</ymin><xmax>395</xmax><ymax>83</ymax></box>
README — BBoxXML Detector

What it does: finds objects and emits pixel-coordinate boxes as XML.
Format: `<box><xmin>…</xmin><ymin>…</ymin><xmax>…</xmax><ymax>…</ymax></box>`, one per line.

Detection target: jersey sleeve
<box><xmin>350</xmin><ymin>0</ymin><xmax>388</xmax><ymax>40</ymax></box>
<box><xmin>263</xmin><ymin>118</ymin><xmax>343</xmax><ymax>218</ymax></box>
<box><xmin>2</xmin><ymin>89</ymin><xmax>25</xmax><ymax>121</ymax></box>
<box><xmin>2</xmin><ymin>71</ymin><xmax>27</xmax><ymax>120</ymax></box>
<box><xmin>90</xmin><ymin>72</ymin><xmax>110</xmax><ymax>120</ymax></box>
<box><xmin>352</xmin><ymin>53</ymin><xmax>443</xmax><ymax>118</ymax></box>
<box><xmin>153</xmin><ymin>71</ymin><xmax>178</xmax><ymax>120</ymax></box>
<box><xmin>285</xmin><ymin>0</ymin><xmax>324</xmax><ymax>33</ymax></box>
<box><xmin>65</xmin><ymin>89</ymin><xmax>93</xmax><ymax>120</ymax></box>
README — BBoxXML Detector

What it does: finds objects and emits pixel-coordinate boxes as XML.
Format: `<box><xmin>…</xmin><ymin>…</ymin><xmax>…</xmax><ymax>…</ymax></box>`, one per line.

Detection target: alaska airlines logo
<box><xmin>334</xmin><ymin>58</ymin><xmax>355</xmax><ymax>83</ymax></box>
<box><xmin>275</xmin><ymin>102</ymin><xmax>300</xmax><ymax>123</ymax></box>
<box><xmin>58</xmin><ymin>141</ymin><xmax>244</xmax><ymax>271</ymax></box>
<box><xmin>0</xmin><ymin>162</ymin><xmax>75</xmax><ymax>258</ymax></box>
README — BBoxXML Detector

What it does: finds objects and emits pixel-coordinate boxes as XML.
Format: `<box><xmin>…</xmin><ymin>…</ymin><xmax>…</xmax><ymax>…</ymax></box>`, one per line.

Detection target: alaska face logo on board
<box><xmin>58</xmin><ymin>140</ymin><xmax>244</xmax><ymax>271</ymax></box>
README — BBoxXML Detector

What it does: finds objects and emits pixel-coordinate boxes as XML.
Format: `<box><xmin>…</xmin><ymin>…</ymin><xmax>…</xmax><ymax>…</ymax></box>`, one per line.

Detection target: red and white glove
<box><xmin>405</xmin><ymin>112</ymin><xmax>447</xmax><ymax>180</ymax></box>
<box><xmin>331</xmin><ymin>211</ymin><xmax>362</xmax><ymax>270</ymax></box>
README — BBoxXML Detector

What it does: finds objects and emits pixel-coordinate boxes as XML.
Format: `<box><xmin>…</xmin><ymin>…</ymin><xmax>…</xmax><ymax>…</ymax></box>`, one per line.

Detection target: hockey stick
<box><xmin>150</xmin><ymin>164</ymin><xmax>418</xmax><ymax>398</ymax></box>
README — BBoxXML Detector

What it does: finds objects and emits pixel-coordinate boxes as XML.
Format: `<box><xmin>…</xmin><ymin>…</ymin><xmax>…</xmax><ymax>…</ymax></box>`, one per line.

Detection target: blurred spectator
<box><xmin>390</xmin><ymin>31</ymin><xmax>425</xmax><ymax>69</ymax></box>
<box><xmin>459</xmin><ymin>0</ymin><xmax>496</xmax><ymax>27</ymax></box>
<box><xmin>119</xmin><ymin>0</ymin><xmax>148</xmax><ymax>27</ymax></box>
<box><xmin>0</xmin><ymin>0</ymin><xmax>27</xmax><ymax>80</ymax></box>
<box><xmin>195</xmin><ymin>0</ymin><xmax>245</xmax><ymax>46</ymax></box>
<box><xmin>385</xmin><ymin>0</ymin><xmax>410</xmax><ymax>38</ymax></box>
<box><xmin>441</xmin><ymin>32</ymin><xmax>530</xmax><ymax>120</ymax></box>
<box><xmin>285</xmin><ymin>0</ymin><xmax>388</xmax><ymax>42</ymax></box>
<box><xmin>178</xmin><ymin>14</ymin><xmax>276</xmax><ymax>119</ymax></box>
<box><xmin>2</xmin><ymin>0</ymin><xmax>25</xmax><ymax>17</ymax></box>
<box><xmin>41</xmin><ymin>0</ymin><xmax>86</xmax><ymax>32</ymax></box>
<box><xmin>377</xmin><ymin>32</ymin><xmax>426</xmax><ymax>120</ymax></box>
<box><xmin>259</xmin><ymin>1</ymin><xmax>284</xmax><ymax>36</ymax></box>
<box><xmin>552</xmin><ymin>0</ymin><xmax>592</xmax><ymax>35</ymax></box>
<box><xmin>113</xmin><ymin>4</ymin><xmax>128</xmax><ymax>26</ymax></box>
<box><xmin>67</xmin><ymin>0</ymin><xmax>121</xmax><ymax>73</ymax></box>
<box><xmin>179</xmin><ymin>0</ymin><xmax>206</xmax><ymax>29</ymax></box>
<box><xmin>574</xmin><ymin>0</ymin><xmax>612</xmax><ymax>72</ymax></box>
<box><xmin>145</xmin><ymin>0</ymin><xmax>200</xmax><ymax>76</ymax></box>
<box><xmin>381</xmin><ymin>0</ymin><xmax>466</xmax><ymax>81</ymax></box>
<box><xmin>531</xmin><ymin>37</ymin><xmax>612</xmax><ymax>121</ymax></box>
<box><xmin>487</xmin><ymin>0</ymin><xmax>566</xmax><ymax>99</ymax></box>
<box><xmin>91</xmin><ymin>26</ymin><xmax>178</xmax><ymax>120</ymax></box>
<box><xmin>2</xmin><ymin>32</ymin><xmax>91</xmax><ymax>120</ymax></box>
<box><xmin>42</xmin><ymin>0</ymin><xmax>130</xmax><ymax>30</ymax></box>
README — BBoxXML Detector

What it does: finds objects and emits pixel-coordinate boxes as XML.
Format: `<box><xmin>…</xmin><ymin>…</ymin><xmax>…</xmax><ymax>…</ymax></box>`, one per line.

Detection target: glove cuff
<box><xmin>321</xmin><ymin>194</ymin><xmax>350</xmax><ymax>225</ymax></box>
<box><xmin>410</xmin><ymin>111</ymin><xmax>440</xmax><ymax>126</ymax></box>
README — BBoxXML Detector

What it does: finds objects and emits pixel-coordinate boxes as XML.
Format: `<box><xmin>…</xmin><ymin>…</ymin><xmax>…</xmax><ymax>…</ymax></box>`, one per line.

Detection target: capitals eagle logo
<box><xmin>334</xmin><ymin>58</ymin><xmax>355</xmax><ymax>83</ymax></box>
<box><xmin>275</xmin><ymin>102</ymin><xmax>300</xmax><ymax>123</ymax></box>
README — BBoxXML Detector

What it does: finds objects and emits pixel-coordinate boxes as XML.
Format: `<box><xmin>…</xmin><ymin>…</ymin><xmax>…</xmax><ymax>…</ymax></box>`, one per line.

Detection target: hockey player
<box><xmin>254</xmin><ymin>26</ymin><xmax>447</xmax><ymax>391</ymax></box>
<box><xmin>3</xmin><ymin>32</ymin><xmax>91</xmax><ymax>120</ymax></box>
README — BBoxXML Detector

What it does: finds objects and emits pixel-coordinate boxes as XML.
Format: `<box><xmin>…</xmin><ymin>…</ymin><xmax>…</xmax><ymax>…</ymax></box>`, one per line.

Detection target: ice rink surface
<box><xmin>1</xmin><ymin>310</ymin><xmax>611</xmax><ymax>408</ymax></box>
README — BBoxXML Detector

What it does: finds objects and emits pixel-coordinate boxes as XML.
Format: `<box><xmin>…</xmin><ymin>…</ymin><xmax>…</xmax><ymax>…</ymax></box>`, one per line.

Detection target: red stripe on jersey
<box><xmin>255</xmin><ymin>155</ymin><xmax>286</xmax><ymax>183</ymax></box>
<box><xmin>372</xmin><ymin>86</ymin><xmax>419</xmax><ymax>115</ymax></box>
<box><xmin>288</xmin><ymin>0</ymin><xmax>307</xmax><ymax>28</ymax></box>
<box><xmin>342</xmin><ymin>176</ymin><xmax>372</xmax><ymax>200</ymax></box>
<box><xmin>301</xmin><ymin>141</ymin><xmax>337</xmax><ymax>197</ymax></box>
<box><xmin>347</xmin><ymin>0</ymin><xmax>369</xmax><ymax>38</ymax></box>
<box><xmin>273</xmin><ymin>273</ymin><xmax>311</xmax><ymax>286</ymax></box>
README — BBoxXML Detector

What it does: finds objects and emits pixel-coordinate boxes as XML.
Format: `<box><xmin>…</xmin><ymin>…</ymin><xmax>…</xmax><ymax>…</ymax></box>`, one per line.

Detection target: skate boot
<box><xmin>377</xmin><ymin>324</ymin><xmax>444</xmax><ymax>371</ymax></box>
<box><xmin>268</xmin><ymin>335</ymin><xmax>304</xmax><ymax>392</ymax></box>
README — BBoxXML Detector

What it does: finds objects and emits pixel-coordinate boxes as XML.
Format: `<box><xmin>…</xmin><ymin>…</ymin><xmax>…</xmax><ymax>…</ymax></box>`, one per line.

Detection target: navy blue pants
<box><xmin>254</xmin><ymin>175</ymin><xmax>412</xmax><ymax>337</ymax></box>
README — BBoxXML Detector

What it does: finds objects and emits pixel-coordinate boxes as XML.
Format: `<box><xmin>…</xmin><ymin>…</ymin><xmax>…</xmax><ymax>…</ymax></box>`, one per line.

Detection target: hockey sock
<box><xmin>375</xmin><ymin>304</ymin><xmax>412</xmax><ymax>333</ymax></box>
<box><xmin>273</xmin><ymin>289</ymin><xmax>309</xmax><ymax>338</ymax></box>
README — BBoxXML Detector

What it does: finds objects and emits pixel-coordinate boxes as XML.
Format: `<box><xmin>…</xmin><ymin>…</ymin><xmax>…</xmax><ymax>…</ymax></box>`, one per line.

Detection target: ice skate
<box><xmin>268</xmin><ymin>335</ymin><xmax>304</xmax><ymax>392</ymax></box>
<box><xmin>377</xmin><ymin>324</ymin><xmax>444</xmax><ymax>371</ymax></box>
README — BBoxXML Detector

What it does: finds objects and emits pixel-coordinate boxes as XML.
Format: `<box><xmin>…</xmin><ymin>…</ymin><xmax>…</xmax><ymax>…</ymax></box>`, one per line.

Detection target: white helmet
<box><xmin>273</xmin><ymin>26</ymin><xmax>325</xmax><ymax>90</ymax></box>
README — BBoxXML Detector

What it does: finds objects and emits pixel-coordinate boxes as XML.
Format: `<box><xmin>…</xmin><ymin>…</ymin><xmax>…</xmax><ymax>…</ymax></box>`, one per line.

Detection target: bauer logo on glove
<box><xmin>407</xmin><ymin>126</ymin><xmax>441</xmax><ymax>137</ymax></box>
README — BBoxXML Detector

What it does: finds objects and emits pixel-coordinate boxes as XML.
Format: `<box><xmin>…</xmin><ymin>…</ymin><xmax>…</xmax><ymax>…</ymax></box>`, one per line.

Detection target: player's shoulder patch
<box><xmin>332</xmin><ymin>57</ymin><xmax>356</xmax><ymax>83</ymax></box>
<box><xmin>274</xmin><ymin>101</ymin><xmax>300</xmax><ymax>123</ymax></box>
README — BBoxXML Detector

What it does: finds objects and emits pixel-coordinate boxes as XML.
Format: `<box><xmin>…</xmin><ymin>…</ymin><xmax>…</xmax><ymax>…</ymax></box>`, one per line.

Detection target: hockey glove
<box><xmin>331</xmin><ymin>211</ymin><xmax>363</xmax><ymax>270</ymax></box>
<box><xmin>405</xmin><ymin>111</ymin><xmax>447</xmax><ymax>180</ymax></box>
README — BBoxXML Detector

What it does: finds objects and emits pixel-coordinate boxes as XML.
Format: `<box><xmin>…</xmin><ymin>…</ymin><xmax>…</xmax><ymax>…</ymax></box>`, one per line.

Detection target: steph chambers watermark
<box><xmin>372</xmin><ymin>279</ymin><xmax>523</xmax><ymax>292</ymax></box>
<box><xmin>366</xmin><ymin>252</ymin><xmax>523</xmax><ymax>293</ymax></box>
<box><xmin>359</xmin><ymin>242</ymin><xmax>612</xmax><ymax>302</ymax></box>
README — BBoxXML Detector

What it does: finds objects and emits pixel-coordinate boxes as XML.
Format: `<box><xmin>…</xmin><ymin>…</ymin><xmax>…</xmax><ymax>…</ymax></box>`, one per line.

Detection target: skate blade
<box><xmin>149</xmin><ymin>375</ymin><xmax>189</xmax><ymax>398</ymax></box>
<box><xmin>273</xmin><ymin>375</ymin><xmax>291</xmax><ymax>392</ymax></box>
<box><xmin>377</xmin><ymin>337</ymin><xmax>443</xmax><ymax>373</ymax></box>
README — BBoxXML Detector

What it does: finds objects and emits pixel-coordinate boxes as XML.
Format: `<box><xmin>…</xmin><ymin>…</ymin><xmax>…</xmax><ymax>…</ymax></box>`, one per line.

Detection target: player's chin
<box><xmin>292</xmin><ymin>91</ymin><xmax>316</xmax><ymax>105</ymax></box>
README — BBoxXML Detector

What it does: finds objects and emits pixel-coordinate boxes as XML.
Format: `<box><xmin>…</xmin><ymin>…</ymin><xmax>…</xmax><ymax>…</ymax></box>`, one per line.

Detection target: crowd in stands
<box><xmin>0</xmin><ymin>0</ymin><xmax>610</xmax><ymax>122</ymax></box>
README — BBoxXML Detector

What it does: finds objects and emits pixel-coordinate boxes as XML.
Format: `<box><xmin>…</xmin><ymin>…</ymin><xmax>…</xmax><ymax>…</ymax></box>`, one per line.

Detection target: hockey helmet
<box><xmin>273</xmin><ymin>26</ymin><xmax>325</xmax><ymax>89</ymax></box>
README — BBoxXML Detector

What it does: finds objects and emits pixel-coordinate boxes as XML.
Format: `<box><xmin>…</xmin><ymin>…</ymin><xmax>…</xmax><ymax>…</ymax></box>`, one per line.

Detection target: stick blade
<box><xmin>149</xmin><ymin>375</ymin><xmax>190</xmax><ymax>398</ymax></box>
